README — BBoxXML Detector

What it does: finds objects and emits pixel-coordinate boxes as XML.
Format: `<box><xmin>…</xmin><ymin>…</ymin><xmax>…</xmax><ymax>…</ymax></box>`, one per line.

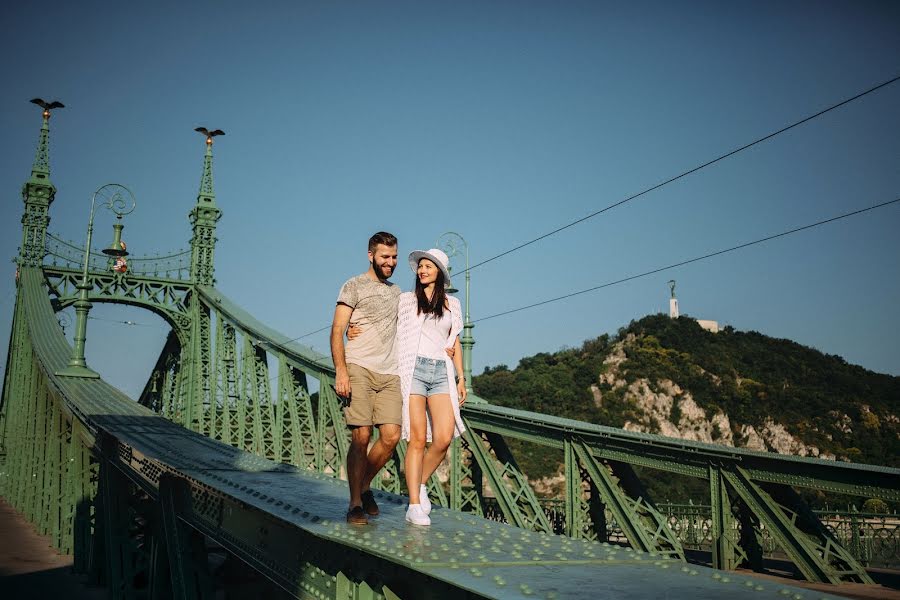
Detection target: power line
<box><xmin>464</xmin><ymin>74</ymin><xmax>900</xmax><ymax>274</ymax></box>
<box><xmin>472</xmin><ymin>197</ymin><xmax>900</xmax><ymax>324</ymax></box>
<box><xmin>257</xmin><ymin>324</ymin><xmax>332</xmax><ymax>355</ymax></box>
<box><xmin>266</xmin><ymin>74</ymin><xmax>900</xmax><ymax>346</ymax></box>
<box><xmin>87</xmin><ymin>315</ymin><xmax>154</xmax><ymax>327</ymax></box>
<box><xmin>272</xmin><ymin>195</ymin><xmax>900</xmax><ymax>344</ymax></box>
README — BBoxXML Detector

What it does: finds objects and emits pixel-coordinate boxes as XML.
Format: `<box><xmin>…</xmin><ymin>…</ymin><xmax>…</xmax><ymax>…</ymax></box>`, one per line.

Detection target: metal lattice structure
<box><xmin>1</xmin><ymin>103</ymin><xmax>896</xmax><ymax>599</ymax></box>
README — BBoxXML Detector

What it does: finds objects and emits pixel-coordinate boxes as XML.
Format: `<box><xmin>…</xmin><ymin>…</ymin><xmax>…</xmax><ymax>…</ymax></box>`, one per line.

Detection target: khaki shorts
<box><xmin>344</xmin><ymin>363</ymin><xmax>402</xmax><ymax>427</ymax></box>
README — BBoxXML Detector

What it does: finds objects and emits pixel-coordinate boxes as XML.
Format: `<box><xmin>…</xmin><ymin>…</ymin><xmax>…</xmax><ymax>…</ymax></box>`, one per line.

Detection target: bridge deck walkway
<box><xmin>14</xmin><ymin>267</ymin><xmax>843</xmax><ymax>599</ymax></box>
<box><xmin>119</xmin><ymin>413</ymin><xmax>843</xmax><ymax>600</ymax></box>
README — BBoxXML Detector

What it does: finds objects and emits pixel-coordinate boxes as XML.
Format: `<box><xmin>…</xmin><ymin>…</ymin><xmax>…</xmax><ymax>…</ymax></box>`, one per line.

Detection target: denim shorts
<box><xmin>410</xmin><ymin>356</ymin><xmax>450</xmax><ymax>396</ymax></box>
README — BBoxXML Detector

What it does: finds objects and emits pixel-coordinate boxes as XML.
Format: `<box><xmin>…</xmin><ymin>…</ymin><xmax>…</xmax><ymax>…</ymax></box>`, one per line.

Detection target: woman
<box><xmin>396</xmin><ymin>248</ymin><xmax>467</xmax><ymax>526</ymax></box>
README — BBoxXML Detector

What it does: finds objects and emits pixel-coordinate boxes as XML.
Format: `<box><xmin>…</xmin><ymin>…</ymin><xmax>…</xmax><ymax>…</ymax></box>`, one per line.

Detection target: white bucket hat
<box><xmin>408</xmin><ymin>248</ymin><xmax>451</xmax><ymax>286</ymax></box>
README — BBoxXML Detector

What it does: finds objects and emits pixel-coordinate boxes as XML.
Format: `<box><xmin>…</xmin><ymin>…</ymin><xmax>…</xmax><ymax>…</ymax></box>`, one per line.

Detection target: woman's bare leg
<box><xmin>404</xmin><ymin>394</ymin><xmax>428</xmax><ymax>504</ymax></box>
<box><xmin>421</xmin><ymin>394</ymin><xmax>455</xmax><ymax>482</ymax></box>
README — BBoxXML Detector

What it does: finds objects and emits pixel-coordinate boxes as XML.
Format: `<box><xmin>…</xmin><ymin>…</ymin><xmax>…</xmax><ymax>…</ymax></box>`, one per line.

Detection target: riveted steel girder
<box><xmin>158</xmin><ymin>473</ymin><xmax>214</xmax><ymax>600</ymax></box>
<box><xmin>462</xmin><ymin>403</ymin><xmax>900</xmax><ymax>502</ymax></box>
<box><xmin>462</xmin><ymin>425</ymin><xmax>554</xmax><ymax>533</ymax></box>
<box><xmin>44</xmin><ymin>266</ymin><xmax>192</xmax><ymax>344</ymax></box>
<box><xmin>722</xmin><ymin>465</ymin><xmax>874</xmax><ymax>584</ymax></box>
<box><xmin>709</xmin><ymin>464</ymin><xmax>745</xmax><ymax>571</ymax></box>
<box><xmin>572</xmin><ymin>439</ymin><xmax>685</xmax><ymax>560</ymax></box>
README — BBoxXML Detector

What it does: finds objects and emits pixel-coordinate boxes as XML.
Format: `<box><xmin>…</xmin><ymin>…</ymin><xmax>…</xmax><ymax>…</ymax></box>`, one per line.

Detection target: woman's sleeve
<box><xmin>397</xmin><ymin>294</ymin><xmax>408</xmax><ymax>330</ymax></box>
<box><xmin>450</xmin><ymin>297</ymin><xmax>463</xmax><ymax>339</ymax></box>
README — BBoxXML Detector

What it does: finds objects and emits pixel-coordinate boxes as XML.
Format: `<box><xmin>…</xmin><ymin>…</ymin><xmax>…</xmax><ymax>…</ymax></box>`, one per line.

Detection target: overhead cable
<box><xmin>464</xmin><ymin>74</ymin><xmax>900</xmax><ymax>274</ymax></box>
<box><xmin>473</xmin><ymin>197</ymin><xmax>900</xmax><ymax>323</ymax></box>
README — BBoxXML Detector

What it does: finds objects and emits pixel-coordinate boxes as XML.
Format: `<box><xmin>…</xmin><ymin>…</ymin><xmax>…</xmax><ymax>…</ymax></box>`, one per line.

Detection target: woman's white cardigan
<box><xmin>396</xmin><ymin>292</ymin><xmax>467</xmax><ymax>442</ymax></box>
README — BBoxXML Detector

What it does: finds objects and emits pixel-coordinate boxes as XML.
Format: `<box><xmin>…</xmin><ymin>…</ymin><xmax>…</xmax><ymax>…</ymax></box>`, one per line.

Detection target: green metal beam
<box><xmin>158</xmin><ymin>474</ymin><xmax>214</xmax><ymax>600</ymax></box>
<box><xmin>709</xmin><ymin>464</ymin><xmax>744</xmax><ymax>571</ymax></box>
<box><xmin>462</xmin><ymin>425</ymin><xmax>553</xmax><ymax>533</ymax></box>
<box><xmin>573</xmin><ymin>440</ymin><xmax>685</xmax><ymax>560</ymax></box>
<box><xmin>722</xmin><ymin>465</ymin><xmax>873</xmax><ymax>584</ymax></box>
<box><xmin>463</xmin><ymin>403</ymin><xmax>900</xmax><ymax>501</ymax></box>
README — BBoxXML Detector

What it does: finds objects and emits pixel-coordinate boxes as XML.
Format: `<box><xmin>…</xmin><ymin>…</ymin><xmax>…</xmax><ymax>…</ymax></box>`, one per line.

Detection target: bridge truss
<box><xmin>1</xmin><ymin>105</ymin><xmax>896</xmax><ymax>598</ymax></box>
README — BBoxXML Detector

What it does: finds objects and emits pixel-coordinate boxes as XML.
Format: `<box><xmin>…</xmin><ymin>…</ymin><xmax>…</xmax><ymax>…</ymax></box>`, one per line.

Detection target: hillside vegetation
<box><xmin>472</xmin><ymin>315</ymin><xmax>899</xmax><ymax>498</ymax></box>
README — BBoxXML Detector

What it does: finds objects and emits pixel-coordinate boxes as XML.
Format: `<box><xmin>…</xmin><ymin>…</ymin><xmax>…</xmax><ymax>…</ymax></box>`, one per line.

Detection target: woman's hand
<box><xmin>457</xmin><ymin>379</ymin><xmax>467</xmax><ymax>405</ymax></box>
<box><xmin>346</xmin><ymin>324</ymin><xmax>363</xmax><ymax>340</ymax></box>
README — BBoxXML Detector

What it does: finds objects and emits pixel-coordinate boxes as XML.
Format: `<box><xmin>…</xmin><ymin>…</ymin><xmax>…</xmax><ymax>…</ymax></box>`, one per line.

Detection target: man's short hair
<box><xmin>368</xmin><ymin>232</ymin><xmax>398</xmax><ymax>253</ymax></box>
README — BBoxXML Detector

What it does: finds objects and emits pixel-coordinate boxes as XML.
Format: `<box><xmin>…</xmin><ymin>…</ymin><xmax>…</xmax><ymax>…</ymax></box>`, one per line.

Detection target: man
<box><xmin>331</xmin><ymin>232</ymin><xmax>402</xmax><ymax>525</ymax></box>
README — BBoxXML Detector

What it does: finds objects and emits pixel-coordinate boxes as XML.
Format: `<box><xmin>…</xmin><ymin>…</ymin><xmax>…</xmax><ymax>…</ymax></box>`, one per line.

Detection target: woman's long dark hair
<box><xmin>414</xmin><ymin>261</ymin><xmax>446</xmax><ymax>318</ymax></box>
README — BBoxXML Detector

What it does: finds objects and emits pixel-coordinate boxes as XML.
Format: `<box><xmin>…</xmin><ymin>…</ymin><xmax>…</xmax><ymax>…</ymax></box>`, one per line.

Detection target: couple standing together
<box><xmin>330</xmin><ymin>231</ymin><xmax>467</xmax><ymax>526</ymax></box>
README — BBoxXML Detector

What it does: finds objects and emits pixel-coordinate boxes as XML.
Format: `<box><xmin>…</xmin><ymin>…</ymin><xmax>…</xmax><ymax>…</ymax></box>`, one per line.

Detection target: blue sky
<box><xmin>2</xmin><ymin>1</ymin><xmax>899</xmax><ymax>399</ymax></box>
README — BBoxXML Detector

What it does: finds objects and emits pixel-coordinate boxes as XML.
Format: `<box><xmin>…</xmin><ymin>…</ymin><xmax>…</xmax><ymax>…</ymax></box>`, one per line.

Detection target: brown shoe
<box><xmin>346</xmin><ymin>506</ymin><xmax>368</xmax><ymax>525</ymax></box>
<box><xmin>361</xmin><ymin>490</ymin><xmax>379</xmax><ymax>516</ymax></box>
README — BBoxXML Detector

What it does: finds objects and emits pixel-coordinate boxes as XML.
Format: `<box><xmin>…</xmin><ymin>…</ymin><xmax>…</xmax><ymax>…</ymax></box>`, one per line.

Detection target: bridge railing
<box><xmin>45</xmin><ymin>232</ymin><xmax>192</xmax><ymax>279</ymax></box>
<box><xmin>131</xmin><ymin>283</ymin><xmax>900</xmax><ymax>585</ymax></box>
<box><xmin>3</xmin><ymin>267</ymin><xmax>523</xmax><ymax>599</ymax></box>
<box><xmin>657</xmin><ymin>502</ymin><xmax>900</xmax><ymax>569</ymax></box>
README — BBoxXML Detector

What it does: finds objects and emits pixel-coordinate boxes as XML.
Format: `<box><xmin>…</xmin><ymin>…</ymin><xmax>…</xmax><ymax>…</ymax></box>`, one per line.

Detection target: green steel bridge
<box><xmin>1</xmin><ymin>105</ymin><xmax>897</xmax><ymax>599</ymax></box>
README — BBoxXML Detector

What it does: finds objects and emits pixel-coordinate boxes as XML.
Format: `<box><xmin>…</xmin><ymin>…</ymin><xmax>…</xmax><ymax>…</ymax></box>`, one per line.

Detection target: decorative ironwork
<box><xmin>19</xmin><ymin>100</ymin><xmax>59</xmax><ymax>267</ymax></box>
<box><xmin>3</xmin><ymin>107</ymin><xmax>899</xmax><ymax>596</ymax></box>
<box><xmin>46</xmin><ymin>233</ymin><xmax>191</xmax><ymax>279</ymax></box>
<box><xmin>55</xmin><ymin>184</ymin><xmax>139</xmax><ymax>378</ymax></box>
<box><xmin>659</xmin><ymin>502</ymin><xmax>900</xmax><ymax>569</ymax></box>
<box><xmin>189</xmin><ymin>129</ymin><xmax>222</xmax><ymax>286</ymax></box>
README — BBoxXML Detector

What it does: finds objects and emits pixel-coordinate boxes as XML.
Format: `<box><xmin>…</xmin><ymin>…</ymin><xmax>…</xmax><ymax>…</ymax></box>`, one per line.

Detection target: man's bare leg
<box><xmin>347</xmin><ymin>425</ymin><xmax>372</xmax><ymax>509</ymax></box>
<box><xmin>360</xmin><ymin>423</ymin><xmax>401</xmax><ymax>491</ymax></box>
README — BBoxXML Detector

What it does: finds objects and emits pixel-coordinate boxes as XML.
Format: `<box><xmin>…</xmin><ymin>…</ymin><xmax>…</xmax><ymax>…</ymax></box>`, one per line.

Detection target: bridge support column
<box><xmin>184</xmin><ymin>299</ymin><xmax>213</xmax><ymax>435</ymax></box>
<box><xmin>450</xmin><ymin>436</ymin><xmax>483</xmax><ymax>514</ymax></box>
<box><xmin>316</xmin><ymin>382</ymin><xmax>349</xmax><ymax>478</ymax></box>
<box><xmin>722</xmin><ymin>465</ymin><xmax>874</xmax><ymax>584</ymax></box>
<box><xmin>158</xmin><ymin>473</ymin><xmax>214</xmax><ymax>600</ymax></box>
<box><xmin>275</xmin><ymin>357</ymin><xmax>318</xmax><ymax>470</ymax></box>
<box><xmin>461</xmin><ymin>425</ymin><xmax>553</xmax><ymax>532</ymax></box>
<box><xmin>564</xmin><ymin>439</ymin><xmax>599</xmax><ymax>539</ymax></box>
<box><xmin>68</xmin><ymin>419</ymin><xmax>97</xmax><ymax>572</ymax></box>
<box><xmin>709</xmin><ymin>464</ymin><xmax>742</xmax><ymax>571</ymax></box>
<box><xmin>242</xmin><ymin>337</ymin><xmax>274</xmax><ymax>458</ymax></box>
<box><xmin>572</xmin><ymin>440</ymin><xmax>684</xmax><ymax>559</ymax></box>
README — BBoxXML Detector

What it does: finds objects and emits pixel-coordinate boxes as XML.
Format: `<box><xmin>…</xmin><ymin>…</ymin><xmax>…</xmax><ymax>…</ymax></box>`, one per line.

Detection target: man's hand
<box><xmin>335</xmin><ymin>368</ymin><xmax>351</xmax><ymax>399</ymax></box>
<box><xmin>331</xmin><ymin>303</ymin><xmax>354</xmax><ymax>399</ymax></box>
<box><xmin>445</xmin><ymin>346</ymin><xmax>455</xmax><ymax>358</ymax></box>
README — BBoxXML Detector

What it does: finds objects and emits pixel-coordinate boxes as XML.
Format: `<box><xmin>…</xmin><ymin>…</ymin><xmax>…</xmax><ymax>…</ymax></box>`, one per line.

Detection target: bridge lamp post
<box><xmin>436</xmin><ymin>231</ymin><xmax>478</xmax><ymax>398</ymax></box>
<box><xmin>57</xmin><ymin>184</ymin><xmax>136</xmax><ymax>379</ymax></box>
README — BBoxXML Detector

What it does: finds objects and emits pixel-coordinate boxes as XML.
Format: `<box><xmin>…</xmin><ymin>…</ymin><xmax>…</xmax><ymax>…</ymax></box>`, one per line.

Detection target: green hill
<box><xmin>472</xmin><ymin>315</ymin><xmax>900</xmax><ymax>500</ymax></box>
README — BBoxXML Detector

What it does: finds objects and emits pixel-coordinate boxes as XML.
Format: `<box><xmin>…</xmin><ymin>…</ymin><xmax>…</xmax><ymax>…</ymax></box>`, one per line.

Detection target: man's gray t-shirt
<box><xmin>337</xmin><ymin>274</ymin><xmax>401</xmax><ymax>375</ymax></box>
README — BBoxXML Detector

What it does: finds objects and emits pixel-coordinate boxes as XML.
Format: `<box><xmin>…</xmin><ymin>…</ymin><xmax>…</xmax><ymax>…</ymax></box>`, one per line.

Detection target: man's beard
<box><xmin>372</xmin><ymin>258</ymin><xmax>393</xmax><ymax>281</ymax></box>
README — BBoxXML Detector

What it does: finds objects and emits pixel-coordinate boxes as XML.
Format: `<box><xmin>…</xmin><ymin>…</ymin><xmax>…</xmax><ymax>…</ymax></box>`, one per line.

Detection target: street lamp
<box><xmin>437</xmin><ymin>231</ymin><xmax>479</xmax><ymax>399</ymax></box>
<box><xmin>56</xmin><ymin>184</ymin><xmax>136</xmax><ymax>378</ymax></box>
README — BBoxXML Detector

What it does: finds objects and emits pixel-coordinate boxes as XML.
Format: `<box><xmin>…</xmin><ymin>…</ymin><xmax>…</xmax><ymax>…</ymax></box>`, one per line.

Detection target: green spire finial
<box><xmin>28</xmin><ymin>98</ymin><xmax>64</xmax><ymax>179</ymax></box>
<box><xmin>194</xmin><ymin>127</ymin><xmax>225</xmax><ymax>203</ymax></box>
<box><xmin>19</xmin><ymin>98</ymin><xmax>63</xmax><ymax>266</ymax></box>
<box><xmin>189</xmin><ymin>127</ymin><xmax>224</xmax><ymax>286</ymax></box>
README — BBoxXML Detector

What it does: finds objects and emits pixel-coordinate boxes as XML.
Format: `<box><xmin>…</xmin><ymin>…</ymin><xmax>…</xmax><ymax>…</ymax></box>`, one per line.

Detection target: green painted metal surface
<box><xmin>3</xmin><ymin>268</ymin><xmax>842</xmax><ymax>598</ymax></box>
<box><xmin>1</xmin><ymin>105</ymin><xmax>896</xmax><ymax>596</ymax></box>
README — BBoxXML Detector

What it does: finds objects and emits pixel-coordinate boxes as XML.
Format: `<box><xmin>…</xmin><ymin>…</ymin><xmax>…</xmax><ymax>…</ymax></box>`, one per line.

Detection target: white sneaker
<box><xmin>420</xmin><ymin>484</ymin><xmax>432</xmax><ymax>515</ymax></box>
<box><xmin>405</xmin><ymin>504</ymin><xmax>431</xmax><ymax>526</ymax></box>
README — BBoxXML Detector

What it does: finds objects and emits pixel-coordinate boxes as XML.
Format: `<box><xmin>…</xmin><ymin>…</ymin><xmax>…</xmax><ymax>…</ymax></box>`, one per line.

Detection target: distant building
<box><xmin>667</xmin><ymin>280</ymin><xmax>718</xmax><ymax>333</ymax></box>
<box><xmin>696</xmin><ymin>319</ymin><xmax>720</xmax><ymax>333</ymax></box>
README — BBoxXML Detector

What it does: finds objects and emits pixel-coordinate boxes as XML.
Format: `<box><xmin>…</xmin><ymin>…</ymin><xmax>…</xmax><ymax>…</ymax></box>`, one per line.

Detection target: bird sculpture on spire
<box><xmin>194</xmin><ymin>127</ymin><xmax>225</xmax><ymax>145</ymax></box>
<box><xmin>30</xmin><ymin>98</ymin><xmax>65</xmax><ymax>118</ymax></box>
